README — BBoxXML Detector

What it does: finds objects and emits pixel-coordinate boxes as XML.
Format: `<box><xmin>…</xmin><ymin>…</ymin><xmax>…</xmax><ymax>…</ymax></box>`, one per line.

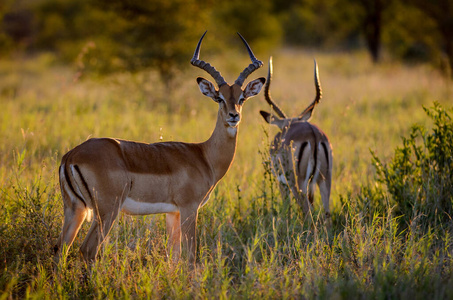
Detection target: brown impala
<box><xmin>259</xmin><ymin>57</ymin><xmax>332</xmax><ymax>220</ymax></box>
<box><xmin>54</xmin><ymin>31</ymin><xmax>265</xmax><ymax>266</ymax></box>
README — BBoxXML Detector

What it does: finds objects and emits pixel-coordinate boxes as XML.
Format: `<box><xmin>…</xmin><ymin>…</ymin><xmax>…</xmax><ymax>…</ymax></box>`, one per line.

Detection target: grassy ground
<box><xmin>1</xmin><ymin>49</ymin><xmax>452</xmax><ymax>298</ymax></box>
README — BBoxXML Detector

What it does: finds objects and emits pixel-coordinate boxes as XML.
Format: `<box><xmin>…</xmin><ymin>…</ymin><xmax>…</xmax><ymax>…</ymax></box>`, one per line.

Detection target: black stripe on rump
<box><xmin>73</xmin><ymin>165</ymin><xmax>92</xmax><ymax>204</ymax></box>
<box><xmin>321</xmin><ymin>142</ymin><xmax>330</xmax><ymax>170</ymax></box>
<box><xmin>63</xmin><ymin>164</ymin><xmax>87</xmax><ymax>207</ymax></box>
<box><xmin>298</xmin><ymin>141</ymin><xmax>308</xmax><ymax>175</ymax></box>
<box><xmin>310</xmin><ymin>127</ymin><xmax>318</xmax><ymax>180</ymax></box>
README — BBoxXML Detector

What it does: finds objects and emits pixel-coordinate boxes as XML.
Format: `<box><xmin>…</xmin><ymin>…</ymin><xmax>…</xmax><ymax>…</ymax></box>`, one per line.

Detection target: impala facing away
<box><xmin>259</xmin><ymin>57</ymin><xmax>332</xmax><ymax>219</ymax></box>
<box><xmin>54</xmin><ymin>31</ymin><xmax>265</xmax><ymax>266</ymax></box>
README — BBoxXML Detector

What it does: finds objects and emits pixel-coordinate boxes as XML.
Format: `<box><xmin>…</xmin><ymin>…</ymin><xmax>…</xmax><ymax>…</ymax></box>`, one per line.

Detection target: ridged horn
<box><xmin>264</xmin><ymin>56</ymin><xmax>287</xmax><ymax>118</ymax></box>
<box><xmin>298</xmin><ymin>59</ymin><xmax>322</xmax><ymax>118</ymax></box>
<box><xmin>191</xmin><ymin>31</ymin><xmax>227</xmax><ymax>87</ymax></box>
<box><xmin>234</xmin><ymin>32</ymin><xmax>263</xmax><ymax>86</ymax></box>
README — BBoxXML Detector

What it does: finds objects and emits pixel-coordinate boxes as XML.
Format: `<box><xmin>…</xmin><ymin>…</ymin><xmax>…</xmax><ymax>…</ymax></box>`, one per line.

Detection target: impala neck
<box><xmin>202</xmin><ymin>111</ymin><xmax>238</xmax><ymax>182</ymax></box>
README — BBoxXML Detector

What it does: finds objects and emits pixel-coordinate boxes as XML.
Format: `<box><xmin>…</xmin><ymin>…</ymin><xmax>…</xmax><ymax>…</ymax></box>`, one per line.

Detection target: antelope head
<box><xmin>192</xmin><ymin>31</ymin><xmax>265</xmax><ymax>134</ymax></box>
<box><xmin>259</xmin><ymin>56</ymin><xmax>322</xmax><ymax>130</ymax></box>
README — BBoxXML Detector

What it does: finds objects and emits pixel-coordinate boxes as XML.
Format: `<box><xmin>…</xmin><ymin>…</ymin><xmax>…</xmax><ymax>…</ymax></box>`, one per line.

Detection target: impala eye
<box><xmin>238</xmin><ymin>97</ymin><xmax>245</xmax><ymax>104</ymax></box>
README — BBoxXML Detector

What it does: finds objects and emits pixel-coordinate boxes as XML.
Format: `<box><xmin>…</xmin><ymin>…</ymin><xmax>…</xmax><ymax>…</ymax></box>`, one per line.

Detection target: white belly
<box><xmin>121</xmin><ymin>197</ymin><xmax>178</xmax><ymax>215</ymax></box>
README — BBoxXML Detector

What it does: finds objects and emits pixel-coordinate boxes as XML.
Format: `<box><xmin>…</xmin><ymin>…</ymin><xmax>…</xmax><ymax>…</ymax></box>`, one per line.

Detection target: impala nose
<box><xmin>227</xmin><ymin>112</ymin><xmax>240</xmax><ymax>127</ymax></box>
<box><xmin>229</xmin><ymin>112</ymin><xmax>239</xmax><ymax>119</ymax></box>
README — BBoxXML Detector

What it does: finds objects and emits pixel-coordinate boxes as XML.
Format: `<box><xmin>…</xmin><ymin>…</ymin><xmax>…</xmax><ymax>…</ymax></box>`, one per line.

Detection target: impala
<box><xmin>54</xmin><ymin>31</ymin><xmax>265</xmax><ymax>266</ymax></box>
<box><xmin>259</xmin><ymin>57</ymin><xmax>332</xmax><ymax>219</ymax></box>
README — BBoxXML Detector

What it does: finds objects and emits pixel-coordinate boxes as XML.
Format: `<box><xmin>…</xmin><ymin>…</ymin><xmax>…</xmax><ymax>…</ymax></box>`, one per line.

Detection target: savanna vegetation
<box><xmin>1</xmin><ymin>49</ymin><xmax>452</xmax><ymax>298</ymax></box>
<box><xmin>1</xmin><ymin>0</ymin><xmax>453</xmax><ymax>298</ymax></box>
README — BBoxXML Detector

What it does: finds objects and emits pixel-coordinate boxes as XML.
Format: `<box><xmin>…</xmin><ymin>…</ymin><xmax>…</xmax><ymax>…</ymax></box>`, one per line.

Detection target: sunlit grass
<box><xmin>1</xmin><ymin>49</ymin><xmax>452</xmax><ymax>298</ymax></box>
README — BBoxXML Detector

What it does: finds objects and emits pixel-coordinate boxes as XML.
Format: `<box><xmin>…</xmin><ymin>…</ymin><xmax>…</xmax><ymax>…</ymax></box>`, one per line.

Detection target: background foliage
<box><xmin>1</xmin><ymin>0</ymin><xmax>453</xmax><ymax>79</ymax></box>
<box><xmin>1</xmin><ymin>0</ymin><xmax>453</xmax><ymax>298</ymax></box>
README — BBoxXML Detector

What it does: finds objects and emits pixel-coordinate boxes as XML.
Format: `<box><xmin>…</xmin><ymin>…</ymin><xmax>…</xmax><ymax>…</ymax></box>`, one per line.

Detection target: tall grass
<box><xmin>1</xmin><ymin>49</ymin><xmax>452</xmax><ymax>298</ymax></box>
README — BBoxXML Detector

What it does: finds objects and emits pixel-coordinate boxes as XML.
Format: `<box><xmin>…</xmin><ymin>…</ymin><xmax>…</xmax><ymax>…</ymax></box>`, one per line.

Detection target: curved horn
<box><xmin>234</xmin><ymin>32</ymin><xmax>263</xmax><ymax>86</ymax></box>
<box><xmin>191</xmin><ymin>31</ymin><xmax>227</xmax><ymax>87</ymax></box>
<box><xmin>264</xmin><ymin>56</ymin><xmax>287</xmax><ymax>118</ymax></box>
<box><xmin>298</xmin><ymin>59</ymin><xmax>322</xmax><ymax>118</ymax></box>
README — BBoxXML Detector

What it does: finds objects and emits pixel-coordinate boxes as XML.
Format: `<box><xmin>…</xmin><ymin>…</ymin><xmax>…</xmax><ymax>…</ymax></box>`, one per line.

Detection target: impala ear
<box><xmin>197</xmin><ymin>77</ymin><xmax>219</xmax><ymax>102</ymax></box>
<box><xmin>259</xmin><ymin>110</ymin><xmax>272</xmax><ymax>123</ymax></box>
<box><xmin>260</xmin><ymin>110</ymin><xmax>287</xmax><ymax>130</ymax></box>
<box><xmin>243</xmin><ymin>77</ymin><xmax>265</xmax><ymax>99</ymax></box>
<box><xmin>298</xmin><ymin>104</ymin><xmax>315</xmax><ymax>121</ymax></box>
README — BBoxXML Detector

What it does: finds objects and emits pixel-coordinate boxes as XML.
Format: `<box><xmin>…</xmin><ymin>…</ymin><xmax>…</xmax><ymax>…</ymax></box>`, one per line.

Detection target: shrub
<box><xmin>370</xmin><ymin>102</ymin><xmax>453</xmax><ymax>230</ymax></box>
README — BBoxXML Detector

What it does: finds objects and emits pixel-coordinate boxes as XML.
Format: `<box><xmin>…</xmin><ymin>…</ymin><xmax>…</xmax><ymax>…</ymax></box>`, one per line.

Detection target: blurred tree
<box><xmin>2</xmin><ymin>0</ymin><xmax>211</xmax><ymax>83</ymax></box>
<box><xmin>33</xmin><ymin>0</ymin><xmax>108</xmax><ymax>53</ymax></box>
<box><xmin>383</xmin><ymin>1</ymin><xmax>440</xmax><ymax>63</ymax></box>
<box><xmin>213</xmin><ymin>0</ymin><xmax>282</xmax><ymax>51</ymax></box>
<box><xmin>404</xmin><ymin>0</ymin><xmax>453</xmax><ymax>75</ymax></box>
<box><xmin>276</xmin><ymin>0</ymin><xmax>362</xmax><ymax>49</ymax></box>
<box><xmin>354</xmin><ymin>0</ymin><xmax>392</xmax><ymax>63</ymax></box>
<box><xmin>1</xmin><ymin>0</ymin><xmax>452</xmax><ymax>78</ymax></box>
<box><xmin>2</xmin><ymin>10</ymin><xmax>33</xmax><ymax>47</ymax></box>
<box><xmin>0</xmin><ymin>0</ymin><xmax>33</xmax><ymax>54</ymax></box>
<box><xmin>95</xmin><ymin>0</ymin><xmax>211</xmax><ymax>83</ymax></box>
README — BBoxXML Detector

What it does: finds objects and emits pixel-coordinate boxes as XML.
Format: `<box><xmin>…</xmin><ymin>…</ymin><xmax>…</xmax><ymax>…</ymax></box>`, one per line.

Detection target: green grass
<box><xmin>1</xmin><ymin>49</ymin><xmax>452</xmax><ymax>299</ymax></box>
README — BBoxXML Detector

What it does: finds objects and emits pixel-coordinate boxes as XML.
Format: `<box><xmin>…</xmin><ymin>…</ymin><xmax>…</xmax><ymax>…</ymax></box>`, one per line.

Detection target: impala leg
<box><xmin>272</xmin><ymin>156</ymin><xmax>290</xmax><ymax>201</ymax></box>
<box><xmin>318</xmin><ymin>142</ymin><xmax>332</xmax><ymax>222</ymax></box>
<box><xmin>277</xmin><ymin>180</ymin><xmax>291</xmax><ymax>202</ymax></box>
<box><xmin>308</xmin><ymin>182</ymin><xmax>315</xmax><ymax>205</ymax></box>
<box><xmin>80</xmin><ymin>206</ymin><xmax>119</xmax><ymax>265</ymax></box>
<box><xmin>318</xmin><ymin>179</ymin><xmax>331</xmax><ymax>219</ymax></box>
<box><xmin>278</xmin><ymin>180</ymin><xmax>292</xmax><ymax>220</ymax></box>
<box><xmin>295</xmin><ymin>177</ymin><xmax>311</xmax><ymax>215</ymax></box>
<box><xmin>179</xmin><ymin>207</ymin><xmax>199</xmax><ymax>266</ymax></box>
<box><xmin>273</xmin><ymin>159</ymin><xmax>292</xmax><ymax>219</ymax></box>
<box><xmin>294</xmin><ymin>142</ymin><xmax>314</xmax><ymax>215</ymax></box>
<box><xmin>54</xmin><ymin>191</ymin><xmax>88</xmax><ymax>265</ymax></box>
<box><xmin>294</xmin><ymin>155</ymin><xmax>312</xmax><ymax>216</ymax></box>
<box><xmin>166</xmin><ymin>211</ymin><xmax>181</xmax><ymax>262</ymax></box>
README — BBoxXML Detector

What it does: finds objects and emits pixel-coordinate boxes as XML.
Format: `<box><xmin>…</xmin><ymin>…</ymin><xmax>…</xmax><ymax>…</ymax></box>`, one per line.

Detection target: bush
<box><xmin>369</xmin><ymin>102</ymin><xmax>453</xmax><ymax>230</ymax></box>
